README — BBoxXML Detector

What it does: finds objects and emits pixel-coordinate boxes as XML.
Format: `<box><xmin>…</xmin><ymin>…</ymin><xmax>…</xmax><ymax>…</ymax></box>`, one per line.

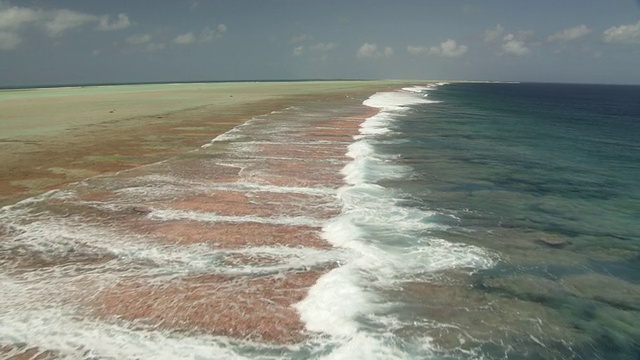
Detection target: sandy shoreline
<box><xmin>0</xmin><ymin>80</ymin><xmax>425</xmax><ymax>358</ymax></box>
<box><xmin>0</xmin><ymin>80</ymin><xmax>412</xmax><ymax>207</ymax></box>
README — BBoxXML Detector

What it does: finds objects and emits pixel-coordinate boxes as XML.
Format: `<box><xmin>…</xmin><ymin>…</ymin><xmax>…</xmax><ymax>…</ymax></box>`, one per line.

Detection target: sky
<box><xmin>1</xmin><ymin>0</ymin><xmax>640</xmax><ymax>86</ymax></box>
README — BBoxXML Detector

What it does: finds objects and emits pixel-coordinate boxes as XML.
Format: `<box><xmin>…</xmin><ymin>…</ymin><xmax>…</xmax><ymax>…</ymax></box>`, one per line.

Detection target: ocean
<box><xmin>328</xmin><ymin>82</ymin><xmax>640</xmax><ymax>359</ymax></box>
<box><xmin>0</xmin><ymin>82</ymin><xmax>638</xmax><ymax>359</ymax></box>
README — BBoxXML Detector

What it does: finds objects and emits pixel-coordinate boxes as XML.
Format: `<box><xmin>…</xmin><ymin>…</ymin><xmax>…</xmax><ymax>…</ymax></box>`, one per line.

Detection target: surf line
<box><xmin>294</xmin><ymin>86</ymin><xmax>440</xmax><ymax>352</ymax></box>
<box><xmin>293</xmin><ymin>90</ymin><xmax>395</xmax><ymax>339</ymax></box>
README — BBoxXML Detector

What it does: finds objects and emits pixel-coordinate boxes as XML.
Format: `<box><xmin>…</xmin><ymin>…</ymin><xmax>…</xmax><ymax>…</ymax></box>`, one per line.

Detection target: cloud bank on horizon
<box><xmin>1</xmin><ymin>0</ymin><xmax>640</xmax><ymax>85</ymax></box>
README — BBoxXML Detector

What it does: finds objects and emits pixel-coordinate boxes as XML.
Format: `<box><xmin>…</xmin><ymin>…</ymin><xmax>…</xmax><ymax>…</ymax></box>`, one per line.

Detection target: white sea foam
<box><xmin>356</xmin><ymin>90</ymin><xmax>438</xmax><ymax>142</ymax></box>
<box><xmin>342</xmin><ymin>142</ymin><xmax>411</xmax><ymax>186</ymax></box>
<box><xmin>0</xmin><ymin>203</ymin><xmax>351</xmax><ymax>357</ymax></box>
<box><xmin>149</xmin><ymin>208</ymin><xmax>324</xmax><ymax>227</ymax></box>
<box><xmin>201</xmin><ymin>116</ymin><xmax>268</xmax><ymax>147</ymax></box>
<box><xmin>296</xmin><ymin>86</ymin><xmax>494</xmax><ymax>358</ymax></box>
<box><xmin>234</xmin><ymin>182</ymin><xmax>334</xmax><ymax>195</ymax></box>
<box><xmin>357</xmin><ymin>112</ymin><xmax>396</xmax><ymax>137</ymax></box>
<box><xmin>1</xmin><ymin>205</ymin><xmax>346</xmax><ymax>281</ymax></box>
<box><xmin>295</xmin><ymin>263</ymin><xmax>370</xmax><ymax>337</ymax></box>
<box><xmin>363</xmin><ymin>90</ymin><xmax>435</xmax><ymax>111</ymax></box>
<box><xmin>0</xmin><ymin>277</ymin><xmax>256</xmax><ymax>360</ymax></box>
<box><xmin>401</xmin><ymin>85</ymin><xmax>435</xmax><ymax>93</ymax></box>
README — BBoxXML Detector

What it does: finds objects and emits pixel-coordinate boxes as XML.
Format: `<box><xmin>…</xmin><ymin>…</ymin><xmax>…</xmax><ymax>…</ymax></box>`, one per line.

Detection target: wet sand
<box><xmin>86</xmin><ymin>270</ymin><xmax>331</xmax><ymax>343</ymax></box>
<box><xmin>0</xmin><ymin>80</ymin><xmax>423</xmax><ymax>357</ymax></box>
<box><xmin>0</xmin><ymin>80</ymin><xmax>404</xmax><ymax>207</ymax></box>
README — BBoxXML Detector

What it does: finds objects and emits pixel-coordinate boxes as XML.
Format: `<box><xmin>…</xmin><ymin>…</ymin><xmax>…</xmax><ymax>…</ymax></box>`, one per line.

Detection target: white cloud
<box><xmin>127</xmin><ymin>24</ymin><xmax>225</xmax><ymax>50</ymax></box>
<box><xmin>171</xmin><ymin>25</ymin><xmax>226</xmax><ymax>45</ymax></box>
<box><xmin>173</xmin><ymin>32</ymin><xmax>196</xmax><ymax>45</ymax></box>
<box><xmin>126</xmin><ymin>33</ymin><xmax>152</xmax><ymax>45</ymax></box>
<box><xmin>294</xmin><ymin>41</ymin><xmax>338</xmax><ymax>57</ymax></box>
<box><xmin>502</xmin><ymin>33</ymin><xmax>530</xmax><ymax>56</ymax></box>
<box><xmin>483</xmin><ymin>24</ymin><xmax>505</xmax><ymax>43</ymax></box>
<box><xmin>603</xmin><ymin>20</ymin><xmax>640</xmax><ymax>44</ymax></box>
<box><xmin>357</xmin><ymin>42</ymin><xmax>378</xmax><ymax>57</ymax></box>
<box><xmin>0</xmin><ymin>4</ymin><xmax>40</xmax><ymax>30</ymax></box>
<box><xmin>0</xmin><ymin>3</ymin><xmax>133</xmax><ymax>42</ymax></box>
<box><xmin>0</xmin><ymin>3</ymin><xmax>133</xmax><ymax>46</ymax></box>
<box><xmin>0</xmin><ymin>30</ymin><xmax>20</xmax><ymax>50</ymax></box>
<box><xmin>198</xmin><ymin>27</ymin><xmax>217</xmax><ymax>43</ymax></box>
<box><xmin>408</xmin><ymin>39</ymin><xmax>467</xmax><ymax>58</ymax></box>
<box><xmin>431</xmin><ymin>39</ymin><xmax>467</xmax><ymax>57</ymax></box>
<box><xmin>357</xmin><ymin>42</ymin><xmax>393</xmax><ymax>58</ymax></box>
<box><xmin>513</xmin><ymin>30</ymin><xmax>534</xmax><ymax>41</ymax></box>
<box><xmin>43</xmin><ymin>9</ymin><xmax>98</xmax><ymax>37</ymax></box>
<box><xmin>548</xmin><ymin>24</ymin><xmax>590</xmax><ymax>42</ymax></box>
<box><xmin>484</xmin><ymin>26</ymin><xmax>534</xmax><ymax>57</ymax></box>
<box><xmin>96</xmin><ymin>13</ymin><xmax>131</xmax><ymax>31</ymax></box>
<box><xmin>407</xmin><ymin>45</ymin><xmax>425</xmax><ymax>55</ymax></box>
<box><xmin>309</xmin><ymin>42</ymin><xmax>338</xmax><ymax>52</ymax></box>
<box><xmin>199</xmin><ymin>25</ymin><xmax>226</xmax><ymax>43</ymax></box>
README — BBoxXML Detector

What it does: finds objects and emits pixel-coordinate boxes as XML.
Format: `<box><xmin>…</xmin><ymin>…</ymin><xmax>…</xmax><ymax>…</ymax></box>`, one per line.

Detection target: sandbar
<box><xmin>0</xmin><ymin>80</ymin><xmax>410</xmax><ymax>206</ymax></box>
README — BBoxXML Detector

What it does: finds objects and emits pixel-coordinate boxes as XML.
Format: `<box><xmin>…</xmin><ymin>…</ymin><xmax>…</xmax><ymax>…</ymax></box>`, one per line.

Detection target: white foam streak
<box><xmin>402</xmin><ymin>85</ymin><xmax>435</xmax><ymax>93</ymax></box>
<box><xmin>201</xmin><ymin>116</ymin><xmax>266</xmax><ymax>147</ymax></box>
<box><xmin>296</xmin><ymin>266</ymin><xmax>369</xmax><ymax>337</ymax></box>
<box><xmin>231</xmin><ymin>182</ymin><xmax>335</xmax><ymax>196</ymax></box>
<box><xmin>0</xmin><ymin>272</ymin><xmax>257</xmax><ymax>359</ymax></box>
<box><xmin>0</xmin><ymin>298</ymin><xmax>252</xmax><ymax>360</ymax></box>
<box><xmin>322</xmin><ymin>333</ymin><xmax>409</xmax><ymax>360</ymax></box>
<box><xmin>296</xmin><ymin>86</ymin><xmax>494</xmax><ymax>358</ymax></box>
<box><xmin>357</xmin><ymin>112</ymin><xmax>396</xmax><ymax>138</ymax></box>
<box><xmin>363</xmin><ymin>91</ymin><xmax>435</xmax><ymax>111</ymax></box>
<box><xmin>1</xmin><ymin>210</ymin><xmax>345</xmax><ymax>280</ymax></box>
<box><xmin>150</xmin><ymin>209</ymin><xmax>323</xmax><ymax>227</ymax></box>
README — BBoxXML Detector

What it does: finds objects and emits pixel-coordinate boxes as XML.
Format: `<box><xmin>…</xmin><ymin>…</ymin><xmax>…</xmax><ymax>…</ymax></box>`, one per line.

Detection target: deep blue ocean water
<box><xmin>348</xmin><ymin>83</ymin><xmax>640</xmax><ymax>359</ymax></box>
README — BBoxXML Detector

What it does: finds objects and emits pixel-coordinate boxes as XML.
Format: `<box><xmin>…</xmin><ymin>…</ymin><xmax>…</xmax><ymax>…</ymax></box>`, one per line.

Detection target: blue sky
<box><xmin>1</xmin><ymin>0</ymin><xmax>640</xmax><ymax>86</ymax></box>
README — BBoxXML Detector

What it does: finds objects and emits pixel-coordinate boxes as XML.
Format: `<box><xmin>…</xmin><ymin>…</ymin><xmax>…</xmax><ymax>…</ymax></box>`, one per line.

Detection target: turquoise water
<box><xmin>357</xmin><ymin>83</ymin><xmax>640</xmax><ymax>359</ymax></box>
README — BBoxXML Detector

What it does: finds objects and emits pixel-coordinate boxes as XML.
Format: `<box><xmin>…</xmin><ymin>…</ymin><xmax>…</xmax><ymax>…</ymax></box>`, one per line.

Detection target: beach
<box><xmin>0</xmin><ymin>80</ymin><xmax>417</xmax><ymax>359</ymax></box>
<box><xmin>0</xmin><ymin>81</ymin><xmax>406</xmax><ymax>207</ymax></box>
